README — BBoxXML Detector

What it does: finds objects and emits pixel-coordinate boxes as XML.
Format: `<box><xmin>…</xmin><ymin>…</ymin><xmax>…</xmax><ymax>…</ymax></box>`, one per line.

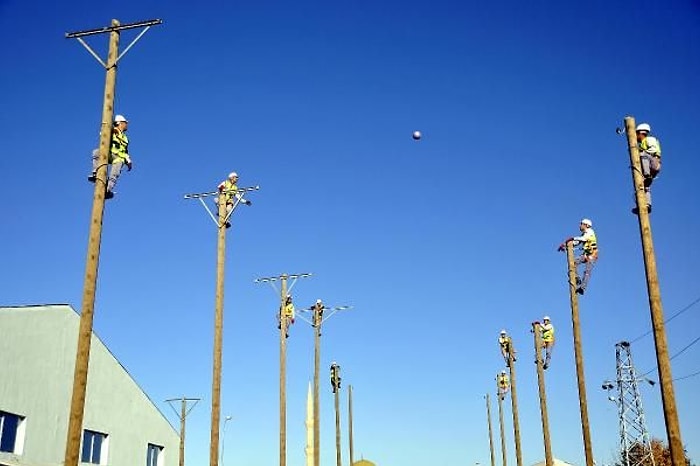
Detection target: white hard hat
<box><xmin>114</xmin><ymin>114</ymin><xmax>128</xmax><ymax>123</ymax></box>
<box><xmin>316</xmin><ymin>299</ymin><xmax>322</xmax><ymax>304</ymax></box>
<box><xmin>501</xmin><ymin>370</ymin><xmax>507</xmax><ymax>374</ymax></box>
<box><xmin>500</xmin><ymin>329</ymin><xmax>507</xmax><ymax>335</ymax></box>
<box><xmin>228</xmin><ymin>172</ymin><xmax>238</xmax><ymax>179</ymax></box>
<box><xmin>580</xmin><ymin>218</ymin><xmax>592</xmax><ymax>227</ymax></box>
<box><xmin>636</xmin><ymin>123</ymin><xmax>651</xmax><ymax>133</ymax></box>
<box><xmin>543</xmin><ymin>315</ymin><xmax>550</xmax><ymax>321</ymax></box>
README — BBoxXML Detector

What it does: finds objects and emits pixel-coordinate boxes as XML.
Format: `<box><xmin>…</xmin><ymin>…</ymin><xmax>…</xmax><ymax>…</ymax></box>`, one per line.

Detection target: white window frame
<box><xmin>81</xmin><ymin>429</ymin><xmax>109</xmax><ymax>465</ymax></box>
<box><xmin>146</xmin><ymin>443</ymin><xmax>164</xmax><ymax>466</ymax></box>
<box><xmin>0</xmin><ymin>411</ymin><xmax>26</xmax><ymax>455</ymax></box>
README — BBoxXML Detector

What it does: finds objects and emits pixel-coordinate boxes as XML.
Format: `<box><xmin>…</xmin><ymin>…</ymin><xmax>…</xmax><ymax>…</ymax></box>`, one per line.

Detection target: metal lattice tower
<box><xmin>610</xmin><ymin>341</ymin><xmax>656</xmax><ymax>466</ymax></box>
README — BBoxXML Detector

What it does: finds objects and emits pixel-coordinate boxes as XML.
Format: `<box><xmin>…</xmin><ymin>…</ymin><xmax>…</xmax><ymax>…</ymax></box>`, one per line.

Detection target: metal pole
<box><xmin>348</xmin><ymin>385</ymin><xmax>355</xmax><ymax>466</ymax></box>
<box><xmin>280</xmin><ymin>277</ymin><xmax>289</xmax><ymax>466</ymax></box>
<box><xmin>566</xmin><ymin>242</ymin><xmax>595</xmax><ymax>466</ymax></box>
<box><xmin>533</xmin><ymin>323</ymin><xmax>554</xmax><ymax>466</ymax></box>
<box><xmin>486</xmin><ymin>394</ymin><xmax>496</xmax><ymax>466</ymax></box>
<box><xmin>63</xmin><ymin>19</ymin><xmax>120</xmax><ymax>466</ymax></box>
<box><xmin>624</xmin><ymin>116</ymin><xmax>685</xmax><ymax>466</ymax></box>
<box><xmin>180</xmin><ymin>398</ymin><xmax>186</xmax><ymax>466</ymax></box>
<box><xmin>334</xmin><ymin>384</ymin><xmax>342</xmax><ymax>466</ymax></box>
<box><xmin>210</xmin><ymin>194</ymin><xmax>227</xmax><ymax>466</ymax></box>
<box><xmin>507</xmin><ymin>345</ymin><xmax>523</xmax><ymax>466</ymax></box>
<box><xmin>314</xmin><ymin>319</ymin><xmax>321</xmax><ymax>466</ymax></box>
<box><xmin>496</xmin><ymin>382</ymin><xmax>508</xmax><ymax>466</ymax></box>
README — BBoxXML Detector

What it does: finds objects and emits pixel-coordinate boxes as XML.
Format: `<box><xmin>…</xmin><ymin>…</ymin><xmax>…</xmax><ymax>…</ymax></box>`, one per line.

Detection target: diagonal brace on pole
<box><xmin>66</xmin><ymin>19</ymin><xmax>163</xmax><ymax>69</ymax></box>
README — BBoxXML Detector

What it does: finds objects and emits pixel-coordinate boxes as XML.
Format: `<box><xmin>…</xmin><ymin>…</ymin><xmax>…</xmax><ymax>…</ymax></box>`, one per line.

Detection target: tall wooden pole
<box><xmin>63</xmin><ymin>19</ymin><xmax>120</xmax><ymax>466</ymax></box>
<box><xmin>624</xmin><ymin>116</ymin><xmax>685</xmax><ymax>466</ymax></box>
<box><xmin>533</xmin><ymin>323</ymin><xmax>553</xmax><ymax>466</ymax></box>
<box><xmin>280</xmin><ymin>277</ymin><xmax>289</xmax><ymax>466</ymax></box>
<box><xmin>334</xmin><ymin>385</ymin><xmax>342</xmax><ymax>466</ymax></box>
<box><xmin>314</xmin><ymin>318</ymin><xmax>321</xmax><ymax>466</ymax></box>
<box><xmin>348</xmin><ymin>385</ymin><xmax>355</xmax><ymax>466</ymax></box>
<box><xmin>507</xmin><ymin>345</ymin><xmax>523</xmax><ymax>466</ymax></box>
<box><xmin>496</xmin><ymin>384</ymin><xmax>508</xmax><ymax>466</ymax></box>
<box><xmin>180</xmin><ymin>398</ymin><xmax>186</xmax><ymax>466</ymax></box>
<box><xmin>565</xmin><ymin>242</ymin><xmax>594</xmax><ymax>466</ymax></box>
<box><xmin>486</xmin><ymin>394</ymin><xmax>496</xmax><ymax>466</ymax></box>
<box><xmin>209</xmin><ymin>195</ymin><xmax>227</xmax><ymax>466</ymax></box>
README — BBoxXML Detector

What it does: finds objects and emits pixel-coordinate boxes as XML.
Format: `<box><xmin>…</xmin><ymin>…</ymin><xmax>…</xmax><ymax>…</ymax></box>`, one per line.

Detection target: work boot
<box><xmin>575</xmin><ymin>276</ymin><xmax>582</xmax><ymax>286</ymax></box>
<box><xmin>632</xmin><ymin>205</ymin><xmax>652</xmax><ymax>215</ymax></box>
<box><xmin>543</xmin><ymin>362</ymin><xmax>549</xmax><ymax>370</ymax></box>
<box><xmin>105</xmin><ymin>191</ymin><xmax>114</xmax><ymax>200</ymax></box>
<box><xmin>576</xmin><ymin>287</ymin><xmax>585</xmax><ymax>295</ymax></box>
<box><xmin>87</xmin><ymin>172</ymin><xmax>97</xmax><ymax>183</ymax></box>
<box><xmin>225</xmin><ymin>222</ymin><xmax>232</xmax><ymax>229</ymax></box>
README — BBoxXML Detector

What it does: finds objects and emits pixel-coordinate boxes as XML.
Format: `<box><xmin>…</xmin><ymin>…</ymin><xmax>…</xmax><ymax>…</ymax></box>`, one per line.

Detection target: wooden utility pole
<box><xmin>533</xmin><ymin>322</ymin><xmax>554</xmax><ymax>466</ymax></box>
<box><xmin>348</xmin><ymin>385</ymin><xmax>355</xmax><ymax>466</ymax></box>
<box><xmin>565</xmin><ymin>242</ymin><xmax>594</xmax><ymax>466</ymax></box>
<box><xmin>63</xmin><ymin>18</ymin><xmax>161</xmax><ymax>466</ymax></box>
<box><xmin>485</xmin><ymin>394</ymin><xmax>496</xmax><ymax>466</ymax></box>
<box><xmin>624</xmin><ymin>116</ymin><xmax>685</xmax><ymax>466</ymax></box>
<box><xmin>331</xmin><ymin>363</ymin><xmax>342</xmax><ymax>466</ymax></box>
<box><xmin>279</xmin><ymin>276</ymin><xmax>289</xmax><ymax>466</ymax></box>
<box><xmin>166</xmin><ymin>397</ymin><xmax>200</xmax><ymax>466</ymax></box>
<box><xmin>496</xmin><ymin>382</ymin><xmax>508</xmax><ymax>466</ymax></box>
<box><xmin>254</xmin><ymin>273</ymin><xmax>311</xmax><ymax>466</ymax></box>
<box><xmin>314</xmin><ymin>313</ymin><xmax>321</xmax><ymax>466</ymax></box>
<box><xmin>208</xmin><ymin>195</ymin><xmax>228</xmax><ymax>466</ymax></box>
<box><xmin>506</xmin><ymin>344</ymin><xmax>523</xmax><ymax>466</ymax></box>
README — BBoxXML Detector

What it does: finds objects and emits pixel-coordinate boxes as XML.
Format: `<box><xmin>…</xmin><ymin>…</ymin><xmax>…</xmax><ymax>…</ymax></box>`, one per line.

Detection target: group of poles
<box><xmin>58</xmin><ymin>17</ymin><xmax>686</xmax><ymax>466</ymax></box>
<box><xmin>482</xmin><ymin>118</ymin><xmax>686</xmax><ymax>466</ymax></box>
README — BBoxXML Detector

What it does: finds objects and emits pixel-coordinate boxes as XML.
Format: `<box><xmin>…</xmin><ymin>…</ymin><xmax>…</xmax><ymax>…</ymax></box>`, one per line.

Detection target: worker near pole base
<box><xmin>330</xmin><ymin>362</ymin><xmax>341</xmax><ymax>393</ymax></box>
<box><xmin>633</xmin><ymin>123</ymin><xmax>661</xmax><ymax>215</ymax></box>
<box><xmin>88</xmin><ymin>114</ymin><xmax>132</xmax><ymax>199</ymax></box>
<box><xmin>498</xmin><ymin>330</ymin><xmax>517</xmax><ymax>367</ymax></box>
<box><xmin>558</xmin><ymin>218</ymin><xmax>598</xmax><ymax>295</ymax></box>
<box><xmin>539</xmin><ymin>316</ymin><xmax>555</xmax><ymax>370</ymax></box>
<box><xmin>216</xmin><ymin>171</ymin><xmax>252</xmax><ymax>228</ymax></box>
<box><xmin>496</xmin><ymin>370</ymin><xmax>510</xmax><ymax>400</ymax></box>
<box><xmin>277</xmin><ymin>294</ymin><xmax>295</xmax><ymax>338</ymax></box>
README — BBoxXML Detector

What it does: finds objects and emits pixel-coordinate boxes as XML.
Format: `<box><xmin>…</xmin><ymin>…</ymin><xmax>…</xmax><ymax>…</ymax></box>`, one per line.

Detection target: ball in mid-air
<box><xmin>412</xmin><ymin>130</ymin><xmax>422</xmax><ymax>140</ymax></box>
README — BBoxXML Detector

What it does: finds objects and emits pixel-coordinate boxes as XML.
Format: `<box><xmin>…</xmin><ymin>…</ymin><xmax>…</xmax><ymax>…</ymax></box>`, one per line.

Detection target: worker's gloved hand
<box><xmin>126</xmin><ymin>161</ymin><xmax>133</xmax><ymax>171</ymax></box>
<box><xmin>557</xmin><ymin>243</ymin><xmax>566</xmax><ymax>252</ymax></box>
<box><xmin>244</xmin><ymin>199</ymin><xmax>252</xmax><ymax>206</ymax></box>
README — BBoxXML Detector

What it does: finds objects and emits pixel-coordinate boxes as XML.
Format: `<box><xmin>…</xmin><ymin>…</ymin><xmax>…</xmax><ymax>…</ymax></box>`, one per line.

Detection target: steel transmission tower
<box><xmin>603</xmin><ymin>341</ymin><xmax>656</xmax><ymax>466</ymax></box>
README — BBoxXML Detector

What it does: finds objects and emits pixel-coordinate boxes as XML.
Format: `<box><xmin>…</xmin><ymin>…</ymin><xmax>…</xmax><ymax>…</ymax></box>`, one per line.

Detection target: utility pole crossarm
<box><xmin>184</xmin><ymin>185</ymin><xmax>260</xmax><ymax>199</ymax></box>
<box><xmin>66</xmin><ymin>19</ymin><xmax>163</xmax><ymax>38</ymax></box>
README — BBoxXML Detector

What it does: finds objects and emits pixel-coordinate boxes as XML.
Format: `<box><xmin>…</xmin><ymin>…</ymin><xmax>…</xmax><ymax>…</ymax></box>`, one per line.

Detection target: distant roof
<box><xmin>532</xmin><ymin>458</ymin><xmax>576</xmax><ymax>466</ymax></box>
<box><xmin>353</xmin><ymin>461</ymin><xmax>376</xmax><ymax>466</ymax></box>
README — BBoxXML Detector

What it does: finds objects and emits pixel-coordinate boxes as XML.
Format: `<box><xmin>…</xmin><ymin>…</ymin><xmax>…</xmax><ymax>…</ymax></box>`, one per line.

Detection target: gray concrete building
<box><xmin>0</xmin><ymin>304</ymin><xmax>178</xmax><ymax>466</ymax></box>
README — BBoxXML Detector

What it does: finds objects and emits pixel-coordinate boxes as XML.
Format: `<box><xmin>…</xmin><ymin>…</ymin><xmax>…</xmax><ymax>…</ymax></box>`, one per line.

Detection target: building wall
<box><xmin>0</xmin><ymin>305</ymin><xmax>179</xmax><ymax>466</ymax></box>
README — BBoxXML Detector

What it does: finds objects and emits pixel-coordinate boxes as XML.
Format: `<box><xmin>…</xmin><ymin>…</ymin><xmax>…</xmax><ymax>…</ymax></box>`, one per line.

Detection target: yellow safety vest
<box><xmin>640</xmin><ymin>136</ymin><xmax>662</xmax><ymax>159</ymax></box>
<box><xmin>221</xmin><ymin>180</ymin><xmax>239</xmax><ymax>203</ymax></box>
<box><xmin>541</xmin><ymin>324</ymin><xmax>554</xmax><ymax>342</ymax></box>
<box><xmin>111</xmin><ymin>129</ymin><xmax>130</xmax><ymax>163</ymax></box>
<box><xmin>499</xmin><ymin>336</ymin><xmax>511</xmax><ymax>349</ymax></box>
<box><xmin>283</xmin><ymin>303</ymin><xmax>295</xmax><ymax>319</ymax></box>
<box><xmin>583</xmin><ymin>230</ymin><xmax>597</xmax><ymax>256</ymax></box>
<box><xmin>498</xmin><ymin>374</ymin><xmax>510</xmax><ymax>388</ymax></box>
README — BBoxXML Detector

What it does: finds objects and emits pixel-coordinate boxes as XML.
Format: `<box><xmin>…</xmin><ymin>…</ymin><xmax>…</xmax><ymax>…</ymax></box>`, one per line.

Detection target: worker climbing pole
<box><xmin>496</xmin><ymin>373</ymin><xmax>508</xmax><ymax>466</ymax></box>
<box><xmin>532</xmin><ymin>321</ymin><xmax>554</xmax><ymax>466</ymax></box>
<box><xmin>558</xmin><ymin>218</ymin><xmax>598</xmax><ymax>296</ymax></box>
<box><xmin>499</xmin><ymin>332</ymin><xmax>523</xmax><ymax>466</ymax></box>
<box><xmin>331</xmin><ymin>362</ymin><xmax>342</xmax><ymax>466</ymax></box>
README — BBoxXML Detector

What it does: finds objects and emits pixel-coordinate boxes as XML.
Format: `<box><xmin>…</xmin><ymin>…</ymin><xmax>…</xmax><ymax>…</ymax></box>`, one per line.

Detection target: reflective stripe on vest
<box><xmin>111</xmin><ymin>130</ymin><xmax>129</xmax><ymax>160</ymax></box>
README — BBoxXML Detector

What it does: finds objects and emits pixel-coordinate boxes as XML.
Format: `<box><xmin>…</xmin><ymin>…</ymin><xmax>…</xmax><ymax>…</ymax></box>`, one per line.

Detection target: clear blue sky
<box><xmin>1</xmin><ymin>0</ymin><xmax>699</xmax><ymax>465</ymax></box>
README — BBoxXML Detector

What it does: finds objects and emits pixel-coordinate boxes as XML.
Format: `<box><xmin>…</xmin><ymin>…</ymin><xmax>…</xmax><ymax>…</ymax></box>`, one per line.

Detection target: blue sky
<box><xmin>1</xmin><ymin>0</ymin><xmax>700</xmax><ymax>465</ymax></box>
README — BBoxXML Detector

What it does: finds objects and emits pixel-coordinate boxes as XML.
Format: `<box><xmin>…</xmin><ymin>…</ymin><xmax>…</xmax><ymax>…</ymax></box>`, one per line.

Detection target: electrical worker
<box><xmin>496</xmin><ymin>370</ymin><xmax>510</xmax><ymax>400</ymax></box>
<box><xmin>558</xmin><ymin>218</ymin><xmax>598</xmax><ymax>295</ymax></box>
<box><xmin>277</xmin><ymin>294</ymin><xmax>295</xmax><ymax>338</ymax></box>
<box><xmin>88</xmin><ymin>114</ymin><xmax>132</xmax><ymax>199</ymax></box>
<box><xmin>309</xmin><ymin>299</ymin><xmax>325</xmax><ymax>334</ymax></box>
<box><xmin>633</xmin><ymin>123</ymin><xmax>662</xmax><ymax>214</ymax></box>
<box><xmin>216</xmin><ymin>171</ymin><xmax>252</xmax><ymax>228</ymax></box>
<box><xmin>330</xmin><ymin>362</ymin><xmax>341</xmax><ymax>393</ymax></box>
<box><xmin>498</xmin><ymin>330</ymin><xmax>517</xmax><ymax>367</ymax></box>
<box><xmin>539</xmin><ymin>316</ymin><xmax>555</xmax><ymax>370</ymax></box>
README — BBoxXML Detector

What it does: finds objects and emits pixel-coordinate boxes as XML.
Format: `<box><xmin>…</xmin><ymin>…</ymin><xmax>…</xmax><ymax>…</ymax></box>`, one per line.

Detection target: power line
<box><xmin>673</xmin><ymin>370</ymin><xmax>700</xmax><ymax>382</ymax></box>
<box><xmin>630</xmin><ymin>294</ymin><xmax>700</xmax><ymax>344</ymax></box>
<box><xmin>642</xmin><ymin>335</ymin><xmax>700</xmax><ymax>377</ymax></box>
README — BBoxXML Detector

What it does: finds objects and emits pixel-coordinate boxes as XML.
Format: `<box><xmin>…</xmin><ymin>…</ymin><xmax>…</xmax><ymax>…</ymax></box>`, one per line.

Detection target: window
<box><xmin>146</xmin><ymin>444</ymin><xmax>163</xmax><ymax>466</ymax></box>
<box><xmin>0</xmin><ymin>411</ymin><xmax>25</xmax><ymax>454</ymax></box>
<box><xmin>81</xmin><ymin>430</ymin><xmax>108</xmax><ymax>465</ymax></box>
